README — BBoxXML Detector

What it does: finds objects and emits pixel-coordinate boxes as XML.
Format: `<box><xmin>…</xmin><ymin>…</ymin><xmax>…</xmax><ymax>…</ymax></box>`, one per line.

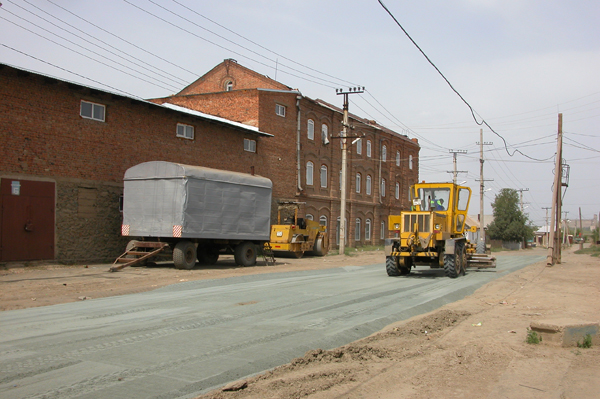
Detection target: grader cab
<box><xmin>385</xmin><ymin>182</ymin><xmax>495</xmax><ymax>278</ymax></box>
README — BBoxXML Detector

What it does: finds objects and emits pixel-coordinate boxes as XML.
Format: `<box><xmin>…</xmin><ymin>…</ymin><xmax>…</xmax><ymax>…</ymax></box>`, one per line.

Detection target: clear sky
<box><xmin>2</xmin><ymin>0</ymin><xmax>599</xmax><ymax>226</ymax></box>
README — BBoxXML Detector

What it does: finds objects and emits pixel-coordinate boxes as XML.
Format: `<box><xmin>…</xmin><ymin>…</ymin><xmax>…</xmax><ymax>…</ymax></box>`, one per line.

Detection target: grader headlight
<box><xmin>394</xmin><ymin>223</ymin><xmax>400</xmax><ymax>230</ymax></box>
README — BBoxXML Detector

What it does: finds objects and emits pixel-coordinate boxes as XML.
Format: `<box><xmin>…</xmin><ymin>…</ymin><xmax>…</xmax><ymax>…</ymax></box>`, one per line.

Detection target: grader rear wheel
<box><xmin>386</xmin><ymin>256</ymin><xmax>400</xmax><ymax>276</ymax></box>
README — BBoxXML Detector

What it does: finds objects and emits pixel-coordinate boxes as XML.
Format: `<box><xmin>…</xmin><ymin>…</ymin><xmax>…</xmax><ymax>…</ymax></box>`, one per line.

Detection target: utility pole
<box><xmin>562</xmin><ymin>211</ymin><xmax>570</xmax><ymax>246</ymax></box>
<box><xmin>476</xmin><ymin>129</ymin><xmax>493</xmax><ymax>253</ymax></box>
<box><xmin>516</xmin><ymin>188</ymin><xmax>529</xmax><ymax>213</ymax></box>
<box><xmin>447</xmin><ymin>150</ymin><xmax>468</xmax><ymax>184</ymax></box>
<box><xmin>547</xmin><ymin>114</ymin><xmax>563</xmax><ymax>266</ymax></box>
<box><xmin>542</xmin><ymin>206</ymin><xmax>552</xmax><ymax>248</ymax></box>
<box><xmin>579</xmin><ymin>207</ymin><xmax>584</xmax><ymax>250</ymax></box>
<box><xmin>336</xmin><ymin>87</ymin><xmax>364</xmax><ymax>255</ymax></box>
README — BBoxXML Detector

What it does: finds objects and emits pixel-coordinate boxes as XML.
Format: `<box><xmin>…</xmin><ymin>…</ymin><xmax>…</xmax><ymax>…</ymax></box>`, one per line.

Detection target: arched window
<box><xmin>306</xmin><ymin>161</ymin><xmax>314</xmax><ymax>186</ymax></box>
<box><xmin>321</xmin><ymin>124</ymin><xmax>329</xmax><ymax>144</ymax></box>
<box><xmin>366</xmin><ymin>175</ymin><xmax>372</xmax><ymax>195</ymax></box>
<box><xmin>365</xmin><ymin>219</ymin><xmax>372</xmax><ymax>241</ymax></box>
<box><xmin>319</xmin><ymin>215</ymin><xmax>328</xmax><ymax>229</ymax></box>
<box><xmin>306</xmin><ymin>214</ymin><xmax>314</xmax><ymax>221</ymax></box>
<box><xmin>307</xmin><ymin>119</ymin><xmax>315</xmax><ymax>140</ymax></box>
<box><xmin>320</xmin><ymin>165</ymin><xmax>328</xmax><ymax>188</ymax></box>
<box><xmin>395</xmin><ymin>182</ymin><xmax>400</xmax><ymax>199</ymax></box>
<box><xmin>382</xmin><ymin>145</ymin><xmax>387</xmax><ymax>162</ymax></box>
<box><xmin>224</xmin><ymin>81</ymin><xmax>233</xmax><ymax>91</ymax></box>
<box><xmin>356</xmin><ymin>173</ymin><xmax>361</xmax><ymax>193</ymax></box>
<box><xmin>356</xmin><ymin>138</ymin><xmax>362</xmax><ymax>155</ymax></box>
<box><xmin>366</xmin><ymin>140</ymin><xmax>372</xmax><ymax>157</ymax></box>
<box><xmin>381</xmin><ymin>178</ymin><xmax>386</xmax><ymax>197</ymax></box>
<box><xmin>396</xmin><ymin>151</ymin><xmax>400</xmax><ymax>166</ymax></box>
<box><xmin>355</xmin><ymin>218</ymin><xmax>361</xmax><ymax>241</ymax></box>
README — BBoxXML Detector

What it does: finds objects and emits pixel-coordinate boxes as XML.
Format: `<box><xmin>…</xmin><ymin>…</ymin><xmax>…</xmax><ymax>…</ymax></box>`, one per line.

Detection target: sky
<box><xmin>2</xmin><ymin>0</ymin><xmax>599</xmax><ymax>227</ymax></box>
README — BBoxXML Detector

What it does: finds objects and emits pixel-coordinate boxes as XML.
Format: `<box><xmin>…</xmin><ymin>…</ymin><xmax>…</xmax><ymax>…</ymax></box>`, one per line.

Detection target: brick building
<box><xmin>152</xmin><ymin>59</ymin><xmax>420</xmax><ymax>248</ymax></box>
<box><xmin>0</xmin><ymin>64</ymin><xmax>271</xmax><ymax>263</ymax></box>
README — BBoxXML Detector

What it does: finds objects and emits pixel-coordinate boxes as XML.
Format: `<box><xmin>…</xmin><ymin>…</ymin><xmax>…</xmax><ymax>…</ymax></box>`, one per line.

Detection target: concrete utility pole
<box><xmin>336</xmin><ymin>87</ymin><xmax>364</xmax><ymax>255</ymax></box>
<box><xmin>447</xmin><ymin>150</ymin><xmax>467</xmax><ymax>184</ymax></box>
<box><xmin>476</xmin><ymin>129</ymin><xmax>493</xmax><ymax>253</ymax></box>
<box><xmin>542</xmin><ymin>206</ymin><xmax>552</xmax><ymax>248</ymax></box>
<box><xmin>547</xmin><ymin>113</ymin><xmax>563</xmax><ymax>266</ymax></box>
<box><xmin>516</xmin><ymin>188</ymin><xmax>529</xmax><ymax>213</ymax></box>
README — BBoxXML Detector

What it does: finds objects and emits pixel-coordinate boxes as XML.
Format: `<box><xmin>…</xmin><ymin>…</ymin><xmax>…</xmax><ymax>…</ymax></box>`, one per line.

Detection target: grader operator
<box><xmin>385</xmin><ymin>181</ymin><xmax>495</xmax><ymax>278</ymax></box>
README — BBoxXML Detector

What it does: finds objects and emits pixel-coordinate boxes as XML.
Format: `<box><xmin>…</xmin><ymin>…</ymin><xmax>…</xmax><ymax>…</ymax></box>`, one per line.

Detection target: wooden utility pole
<box><xmin>336</xmin><ymin>87</ymin><xmax>364</xmax><ymax>255</ymax></box>
<box><xmin>547</xmin><ymin>113</ymin><xmax>563</xmax><ymax>266</ymax></box>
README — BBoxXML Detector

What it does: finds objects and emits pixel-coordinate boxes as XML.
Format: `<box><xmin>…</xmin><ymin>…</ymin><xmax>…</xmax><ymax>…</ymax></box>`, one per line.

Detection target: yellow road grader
<box><xmin>385</xmin><ymin>182</ymin><xmax>495</xmax><ymax>278</ymax></box>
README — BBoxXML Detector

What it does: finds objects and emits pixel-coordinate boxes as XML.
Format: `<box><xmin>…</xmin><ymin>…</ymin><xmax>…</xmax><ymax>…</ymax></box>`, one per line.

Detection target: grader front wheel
<box><xmin>386</xmin><ymin>256</ymin><xmax>400</xmax><ymax>276</ymax></box>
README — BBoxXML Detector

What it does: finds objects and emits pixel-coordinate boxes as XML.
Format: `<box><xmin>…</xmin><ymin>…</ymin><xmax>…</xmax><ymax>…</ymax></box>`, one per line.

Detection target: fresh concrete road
<box><xmin>0</xmin><ymin>253</ymin><xmax>544</xmax><ymax>399</ymax></box>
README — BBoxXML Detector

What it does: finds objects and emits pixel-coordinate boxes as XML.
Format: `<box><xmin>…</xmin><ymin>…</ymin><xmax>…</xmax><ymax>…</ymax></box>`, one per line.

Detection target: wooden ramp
<box><xmin>109</xmin><ymin>241</ymin><xmax>169</xmax><ymax>272</ymax></box>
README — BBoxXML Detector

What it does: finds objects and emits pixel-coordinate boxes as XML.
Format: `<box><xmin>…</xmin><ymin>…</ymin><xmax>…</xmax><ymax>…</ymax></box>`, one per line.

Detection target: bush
<box><xmin>577</xmin><ymin>334</ymin><xmax>593</xmax><ymax>349</ymax></box>
<box><xmin>526</xmin><ymin>330</ymin><xmax>542</xmax><ymax>344</ymax></box>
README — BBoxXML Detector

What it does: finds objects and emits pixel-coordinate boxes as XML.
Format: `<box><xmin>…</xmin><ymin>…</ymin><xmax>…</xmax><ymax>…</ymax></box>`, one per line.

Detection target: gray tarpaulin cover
<box><xmin>123</xmin><ymin>161</ymin><xmax>272</xmax><ymax>240</ymax></box>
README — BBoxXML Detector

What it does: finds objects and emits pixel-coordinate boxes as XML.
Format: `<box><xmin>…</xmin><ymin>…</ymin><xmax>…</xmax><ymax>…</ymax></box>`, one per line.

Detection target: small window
<box><xmin>365</xmin><ymin>219</ymin><xmax>371</xmax><ymax>241</ymax></box>
<box><xmin>319</xmin><ymin>215</ymin><xmax>328</xmax><ymax>229</ymax></box>
<box><xmin>225</xmin><ymin>81</ymin><xmax>233</xmax><ymax>91</ymax></box>
<box><xmin>244</xmin><ymin>138</ymin><xmax>256</xmax><ymax>152</ymax></box>
<box><xmin>320</xmin><ymin>165</ymin><xmax>328</xmax><ymax>188</ymax></box>
<box><xmin>355</xmin><ymin>218</ymin><xmax>361</xmax><ymax>241</ymax></box>
<box><xmin>356</xmin><ymin>173</ymin><xmax>361</xmax><ymax>193</ymax></box>
<box><xmin>307</xmin><ymin>119</ymin><xmax>315</xmax><ymax>140</ymax></box>
<box><xmin>176</xmin><ymin>123</ymin><xmax>194</xmax><ymax>140</ymax></box>
<box><xmin>356</xmin><ymin>138</ymin><xmax>362</xmax><ymax>155</ymax></box>
<box><xmin>366</xmin><ymin>175</ymin><xmax>372</xmax><ymax>195</ymax></box>
<box><xmin>276</xmin><ymin>103</ymin><xmax>286</xmax><ymax>117</ymax></box>
<box><xmin>306</xmin><ymin>214</ymin><xmax>314</xmax><ymax>221</ymax></box>
<box><xmin>366</xmin><ymin>140</ymin><xmax>372</xmax><ymax>158</ymax></box>
<box><xmin>396</xmin><ymin>151</ymin><xmax>400</xmax><ymax>166</ymax></box>
<box><xmin>409</xmin><ymin>154</ymin><xmax>413</xmax><ymax>169</ymax></box>
<box><xmin>306</xmin><ymin>161</ymin><xmax>314</xmax><ymax>186</ymax></box>
<box><xmin>380</xmin><ymin>221</ymin><xmax>386</xmax><ymax>239</ymax></box>
<box><xmin>395</xmin><ymin>182</ymin><xmax>400</xmax><ymax>199</ymax></box>
<box><xmin>381</xmin><ymin>178</ymin><xmax>386</xmax><ymax>197</ymax></box>
<box><xmin>80</xmin><ymin>100</ymin><xmax>105</xmax><ymax>122</ymax></box>
<box><xmin>382</xmin><ymin>145</ymin><xmax>387</xmax><ymax>162</ymax></box>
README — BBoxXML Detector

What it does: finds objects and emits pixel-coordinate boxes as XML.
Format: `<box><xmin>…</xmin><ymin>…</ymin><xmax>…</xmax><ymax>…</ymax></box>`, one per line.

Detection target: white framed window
<box><xmin>356</xmin><ymin>138</ymin><xmax>362</xmax><ymax>155</ymax></box>
<box><xmin>80</xmin><ymin>100</ymin><xmax>105</xmax><ymax>122</ymax></box>
<box><xmin>366</xmin><ymin>219</ymin><xmax>371</xmax><ymax>241</ymax></box>
<box><xmin>356</xmin><ymin>173</ymin><xmax>361</xmax><ymax>193</ymax></box>
<box><xmin>366</xmin><ymin>175</ymin><xmax>372</xmax><ymax>195</ymax></box>
<box><xmin>355</xmin><ymin>218</ymin><xmax>361</xmax><ymax>241</ymax></box>
<box><xmin>306</xmin><ymin>214</ymin><xmax>314</xmax><ymax>221</ymax></box>
<box><xmin>275</xmin><ymin>103</ymin><xmax>286</xmax><ymax>117</ymax></box>
<box><xmin>319</xmin><ymin>215</ymin><xmax>328</xmax><ymax>229</ymax></box>
<box><xmin>176</xmin><ymin>123</ymin><xmax>194</xmax><ymax>140</ymax></box>
<box><xmin>366</xmin><ymin>140</ymin><xmax>372</xmax><ymax>158</ymax></box>
<box><xmin>225</xmin><ymin>81</ymin><xmax>233</xmax><ymax>91</ymax></box>
<box><xmin>382</xmin><ymin>145</ymin><xmax>387</xmax><ymax>162</ymax></box>
<box><xmin>306</xmin><ymin>161</ymin><xmax>314</xmax><ymax>186</ymax></box>
<box><xmin>395</xmin><ymin>182</ymin><xmax>400</xmax><ymax>199</ymax></box>
<box><xmin>409</xmin><ymin>154</ymin><xmax>413</xmax><ymax>169</ymax></box>
<box><xmin>322</xmin><ymin>124</ymin><xmax>329</xmax><ymax>144</ymax></box>
<box><xmin>381</xmin><ymin>221</ymin><xmax>386</xmax><ymax>239</ymax></box>
<box><xmin>320</xmin><ymin>165</ymin><xmax>328</xmax><ymax>188</ymax></box>
<box><xmin>396</xmin><ymin>151</ymin><xmax>400</xmax><ymax>166</ymax></box>
<box><xmin>244</xmin><ymin>138</ymin><xmax>256</xmax><ymax>153</ymax></box>
<box><xmin>307</xmin><ymin>119</ymin><xmax>315</xmax><ymax>140</ymax></box>
<box><xmin>381</xmin><ymin>178</ymin><xmax>386</xmax><ymax>197</ymax></box>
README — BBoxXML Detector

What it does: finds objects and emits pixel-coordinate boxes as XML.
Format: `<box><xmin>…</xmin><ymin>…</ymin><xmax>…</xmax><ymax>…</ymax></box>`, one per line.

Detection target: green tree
<box><xmin>487</xmin><ymin>188</ymin><xmax>535</xmax><ymax>242</ymax></box>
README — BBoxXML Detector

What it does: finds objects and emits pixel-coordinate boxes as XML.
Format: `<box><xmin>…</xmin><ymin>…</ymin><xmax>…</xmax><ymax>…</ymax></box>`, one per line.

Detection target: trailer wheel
<box><xmin>173</xmin><ymin>241</ymin><xmax>196</xmax><ymax>270</ymax></box>
<box><xmin>234</xmin><ymin>242</ymin><xmax>257</xmax><ymax>267</ymax></box>
<box><xmin>386</xmin><ymin>256</ymin><xmax>400</xmax><ymax>276</ymax></box>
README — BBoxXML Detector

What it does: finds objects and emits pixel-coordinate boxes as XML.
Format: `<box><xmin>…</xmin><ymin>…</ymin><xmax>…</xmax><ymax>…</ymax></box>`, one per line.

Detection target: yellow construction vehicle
<box><xmin>385</xmin><ymin>181</ymin><xmax>495</xmax><ymax>278</ymax></box>
<box><xmin>269</xmin><ymin>202</ymin><xmax>329</xmax><ymax>258</ymax></box>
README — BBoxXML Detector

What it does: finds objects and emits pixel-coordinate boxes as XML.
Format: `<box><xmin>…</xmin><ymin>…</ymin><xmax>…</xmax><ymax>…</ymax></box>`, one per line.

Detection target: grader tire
<box><xmin>443</xmin><ymin>254</ymin><xmax>458</xmax><ymax>278</ymax></box>
<box><xmin>386</xmin><ymin>256</ymin><xmax>401</xmax><ymax>276</ymax></box>
<box><xmin>399</xmin><ymin>257</ymin><xmax>412</xmax><ymax>275</ymax></box>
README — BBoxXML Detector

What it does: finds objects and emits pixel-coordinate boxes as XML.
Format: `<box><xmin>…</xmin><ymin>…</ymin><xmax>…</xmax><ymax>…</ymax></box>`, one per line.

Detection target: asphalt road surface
<box><xmin>0</xmin><ymin>253</ymin><xmax>544</xmax><ymax>399</ymax></box>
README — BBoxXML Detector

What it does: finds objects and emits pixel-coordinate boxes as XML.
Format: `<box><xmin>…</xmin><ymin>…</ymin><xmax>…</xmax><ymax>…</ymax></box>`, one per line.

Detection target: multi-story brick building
<box><xmin>152</xmin><ymin>59</ymin><xmax>420</xmax><ymax>248</ymax></box>
<box><xmin>0</xmin><ymin>63</ymin><xmax>271</xmax><ymax>263</ymax></box>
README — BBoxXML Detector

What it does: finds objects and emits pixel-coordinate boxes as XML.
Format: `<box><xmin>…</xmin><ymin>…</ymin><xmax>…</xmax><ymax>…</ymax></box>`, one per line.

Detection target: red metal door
<box><xmin>0</xmin><ymin>179</ymin><xmax>55</xmax><ymax>262</ymax></box>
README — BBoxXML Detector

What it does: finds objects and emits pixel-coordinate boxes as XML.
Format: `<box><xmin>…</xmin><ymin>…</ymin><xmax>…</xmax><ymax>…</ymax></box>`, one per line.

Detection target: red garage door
<box><xmin>0</xmin><ymin>179</ymin><xmax>55</xmax><ymax>262</ymax></box>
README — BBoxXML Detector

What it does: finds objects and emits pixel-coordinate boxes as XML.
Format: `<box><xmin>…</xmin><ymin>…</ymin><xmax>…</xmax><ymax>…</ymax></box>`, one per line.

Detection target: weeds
<box><xmin>577</xmin><ymin>334</ymin><xmax>593</xmax><ymax>348</ymax></box>
<box><xmin>526</xmin><ymin>330</ymin><xmax>542</xmax><ymax>344</ymax></box>
<box><xmin>574</xmin><ymin>246</ymin><xmax>600</xmax><ymax>257</ymax></box>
